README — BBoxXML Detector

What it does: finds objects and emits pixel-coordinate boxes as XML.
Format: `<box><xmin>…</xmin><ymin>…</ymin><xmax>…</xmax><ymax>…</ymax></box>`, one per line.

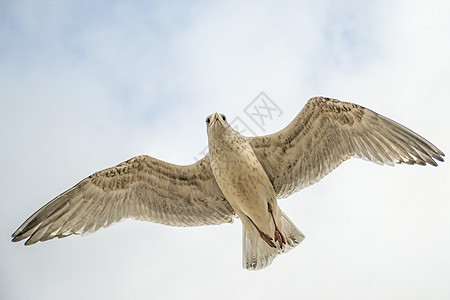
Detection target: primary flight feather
<box><xmin>12</xmin><ymin>97</ymin><xmax>444</xmax><ymax>270</ymax></box>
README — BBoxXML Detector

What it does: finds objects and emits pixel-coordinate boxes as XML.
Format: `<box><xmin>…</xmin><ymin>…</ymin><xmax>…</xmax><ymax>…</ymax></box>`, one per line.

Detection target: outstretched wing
<box><xmin>249</xmin><ymin>97</ymin><xmax>445</xmax><ymax>198</ymax></box>
<box><xmin>12</xmin><ymin>155</ymin><xmax>235</xmax><ymax>245</ymax></box>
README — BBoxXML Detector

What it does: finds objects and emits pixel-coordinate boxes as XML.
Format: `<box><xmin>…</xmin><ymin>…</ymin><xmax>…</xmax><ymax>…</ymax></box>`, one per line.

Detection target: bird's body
<box><xmin>208</xmin><ymin>116</ymin><xmax>276</xmax><ymax>239</ymax></box>
<box><xmin>12</xmin><ymin>97</ymin><xmax>445</xmax><ymax>270</ymax></box>
<box><xmin>209</xmin><ymin>129</ymin><xmax>274</xmax><ymax>231</ymax></box>
<box><xmin>208</xmin><ymin>113</ymin><xmax>303</xmax><ymax>267</ymax></box>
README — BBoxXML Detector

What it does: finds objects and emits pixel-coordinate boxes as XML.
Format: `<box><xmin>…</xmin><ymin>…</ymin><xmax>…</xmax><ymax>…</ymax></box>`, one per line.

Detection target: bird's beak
<box><xmin>214</xmin><ymin>112</ymin><xmax>219</xmax><ymax>121</ymax></box>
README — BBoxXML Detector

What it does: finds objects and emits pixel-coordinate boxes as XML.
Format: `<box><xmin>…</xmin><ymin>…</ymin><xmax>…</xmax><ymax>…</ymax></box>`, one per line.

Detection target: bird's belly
<box><xmin>210</xmin><ymin>148</ymin><xmax>276</xmax><ymax>220</ymax></box>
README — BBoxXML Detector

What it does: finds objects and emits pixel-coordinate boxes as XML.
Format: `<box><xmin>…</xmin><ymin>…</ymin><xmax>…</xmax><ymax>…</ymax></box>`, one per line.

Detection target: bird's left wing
<box><xmin>12</xmin><ymin>154</ymin><xmax>235</xmax><ymax>245</ymax></box>
<box><xmin>249</xmin><ymin>97</ymin><xmax>444</xmax><ymax>198</ymax></box>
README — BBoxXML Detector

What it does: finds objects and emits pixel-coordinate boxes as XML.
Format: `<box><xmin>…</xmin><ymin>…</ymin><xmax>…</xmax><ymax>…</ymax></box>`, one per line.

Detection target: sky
<box><xmin>1</xmin><ymin>0</ymin><xmax>449</xmax><ymax>299</ymax></box>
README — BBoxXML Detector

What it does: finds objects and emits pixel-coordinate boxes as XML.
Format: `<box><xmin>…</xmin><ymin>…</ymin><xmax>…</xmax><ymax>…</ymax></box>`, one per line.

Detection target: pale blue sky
<box><xmin>1</xmin><ymin>1</ymin><xmax>449</xmax><ymax>299</ymax></box>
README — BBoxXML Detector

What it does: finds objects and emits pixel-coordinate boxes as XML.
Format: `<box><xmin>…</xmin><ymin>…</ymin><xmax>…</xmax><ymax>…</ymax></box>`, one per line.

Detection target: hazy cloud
<box><xmin>1</xmin><ymin>1</ymin><xmax>449</xmax><ymax>299</ymax></box>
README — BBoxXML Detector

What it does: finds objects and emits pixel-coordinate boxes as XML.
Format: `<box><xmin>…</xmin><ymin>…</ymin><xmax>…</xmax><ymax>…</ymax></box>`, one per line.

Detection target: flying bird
<box><xmin>12</xmin><ymin>97</ymin><xmax>444</xmax><ymax>270</ymax></box>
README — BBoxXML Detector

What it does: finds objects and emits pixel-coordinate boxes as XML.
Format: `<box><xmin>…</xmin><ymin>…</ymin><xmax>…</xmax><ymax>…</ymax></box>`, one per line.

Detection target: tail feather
<box><xmin>280</xmin><ymin>211</ymin><xmax>305</xmax><ymax>252</ymax></box>
<box><xmin>242</xmin><ymin>224</ymin><xmax>278</xmax><ymax>270</ymax></box>
<box><xmin>243</xmin><ymin>211</ymin><xmax>305</xmax><ymax>270</ymax></box>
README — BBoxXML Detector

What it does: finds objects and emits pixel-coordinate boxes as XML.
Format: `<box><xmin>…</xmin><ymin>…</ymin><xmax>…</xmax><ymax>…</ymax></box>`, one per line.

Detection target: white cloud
<box><xmin>1</xmin><ymin>1</ymin><xmax>449</xmax><ymax>299</ymax></box>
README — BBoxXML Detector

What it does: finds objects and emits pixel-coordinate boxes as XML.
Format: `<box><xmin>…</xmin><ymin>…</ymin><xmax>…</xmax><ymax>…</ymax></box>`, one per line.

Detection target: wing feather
<box><xmin>249</xmin><ymin>97</ymin><xmax>444</xmax><ymax>198</ymax></box>
<box><xmin>12</xmin><ymin>155</ymin><xmax>235</xmax><ymax>245</ymax></box>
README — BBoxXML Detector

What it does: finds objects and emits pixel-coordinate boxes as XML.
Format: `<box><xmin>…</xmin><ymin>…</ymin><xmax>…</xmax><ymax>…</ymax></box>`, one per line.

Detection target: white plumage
<box><xmin>12</xmin><ymin>97</ymin><xmax>444</xmax><ymax>270</ymax></box>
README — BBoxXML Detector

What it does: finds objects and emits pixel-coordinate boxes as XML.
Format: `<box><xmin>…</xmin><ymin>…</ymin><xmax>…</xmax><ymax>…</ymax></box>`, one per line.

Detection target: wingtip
<box><xmin>24</xmin><ymin>239</ymin><xmax>37</xmax><ymax>246</ymax></box>
<box><xmin>429</xmin><ymin>160</ymin><xmax>438</xmax><ymax>167</ymax></box>
<box><xmin>11</xmin><ymin>230</ymin><xmax>39</xmax><ymax>245</ymax></box>
<box><xmin>430</xmin><ymin>153</ymin><xmax>444</xmax><ymax>166</ymax></box>
<box><xmin>11</xmin><ymin>234</ymin><xmax>25</xmax><ymax>243</ymax></box>
<box><xmin>425</xmin><ymin>155</ymin><xmax>444</xmax><ymax>166</ymax></box>
<box><xmin>11</xmin><ymin>228</ymin><xmax>21</xmax><ymax>239</ymax></box>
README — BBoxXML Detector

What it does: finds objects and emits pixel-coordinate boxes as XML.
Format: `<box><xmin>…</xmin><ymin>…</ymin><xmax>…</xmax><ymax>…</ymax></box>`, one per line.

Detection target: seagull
<box><xmin>12</xmin><ymin>97</ymin><xmax>444</xmax><ymax>270</ymax></box>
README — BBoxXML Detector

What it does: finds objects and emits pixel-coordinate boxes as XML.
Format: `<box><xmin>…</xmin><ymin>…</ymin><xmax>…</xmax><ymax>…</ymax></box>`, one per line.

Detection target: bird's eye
<box><xmin>206</xmin><ymin>117</ymin><xmax>211</xmax><ymax>124</ymax></box>
<box><xmin>221</xmin><ymin>115</ymin><xmax>226</xmax><ymax>121</ymax></box>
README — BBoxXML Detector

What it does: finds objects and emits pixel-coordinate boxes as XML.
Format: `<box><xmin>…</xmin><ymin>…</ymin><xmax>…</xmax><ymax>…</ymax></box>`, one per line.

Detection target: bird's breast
<box><xmin>209</xmin><ymin>144</ymin><xmax>276</xmax><ymax>216</ymax></box>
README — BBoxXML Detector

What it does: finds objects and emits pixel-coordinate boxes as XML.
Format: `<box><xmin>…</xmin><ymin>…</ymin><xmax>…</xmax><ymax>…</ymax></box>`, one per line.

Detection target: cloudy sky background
<box><xmin>1</xmin><ymin>1</ymin><xmax>449</xmax><ymax>299</ymax></box>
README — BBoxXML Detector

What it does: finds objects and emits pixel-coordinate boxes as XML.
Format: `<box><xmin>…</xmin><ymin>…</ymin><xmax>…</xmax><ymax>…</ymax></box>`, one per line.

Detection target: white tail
<box><xmin>242</xmin><ymin>210</ymin><xmax>305</xmax><ymax>270</ymax></box>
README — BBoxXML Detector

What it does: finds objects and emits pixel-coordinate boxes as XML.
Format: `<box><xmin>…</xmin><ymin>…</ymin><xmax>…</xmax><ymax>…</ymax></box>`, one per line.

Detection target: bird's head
<box><xmin>206</xmin><ymin>112</ymin><xmax>234</xmax><ymax>141</ymax></box>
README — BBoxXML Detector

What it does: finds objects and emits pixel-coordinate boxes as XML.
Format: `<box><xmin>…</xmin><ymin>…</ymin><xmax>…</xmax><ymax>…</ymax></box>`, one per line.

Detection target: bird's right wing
<box><xmin>12</xmin><ymin>154</ymin><xmax>235</xmax><ymax>245</ymax></box>
<box><xmin>249</xmin><ymin>97</ymin><xmax>444</xmax><ymax>198</ymax></box>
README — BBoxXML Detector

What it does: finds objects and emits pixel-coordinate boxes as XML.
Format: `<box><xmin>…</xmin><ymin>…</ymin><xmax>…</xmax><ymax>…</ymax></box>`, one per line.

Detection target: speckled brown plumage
<box><xmin>12</xmin><ymin>155</ymin><xmax>235</xmax><ymax>245</ymax></box>
<box><xmin>249</xmin><ymin>97</ymin><xmax>444</xmax><ymax>198</ymax></box>
<box><xmin>12</xmin><ymin>97</ymin><xmax>444</xmax><ymax>270</ymax></box>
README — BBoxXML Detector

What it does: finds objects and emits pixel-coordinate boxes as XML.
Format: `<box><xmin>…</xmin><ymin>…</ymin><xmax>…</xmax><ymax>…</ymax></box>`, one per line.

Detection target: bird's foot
<box><xmin>247</xmin><ymin>216</ymin><xmax>276</xmax><ymax>248</ymax></box>
<box><xmin>268</xmin><ymin>203</ymin><xmax>286</xmax><ymax>247</ymax></box>
<box><xmin>274</xmin><ymin>227</ymin><xmax>286</xmax><ymax>247</ymax></box>
<box><xmin>259</xmin><ymin>231</ymin><xmax>276</xmax><ymax>248</ymax></box>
